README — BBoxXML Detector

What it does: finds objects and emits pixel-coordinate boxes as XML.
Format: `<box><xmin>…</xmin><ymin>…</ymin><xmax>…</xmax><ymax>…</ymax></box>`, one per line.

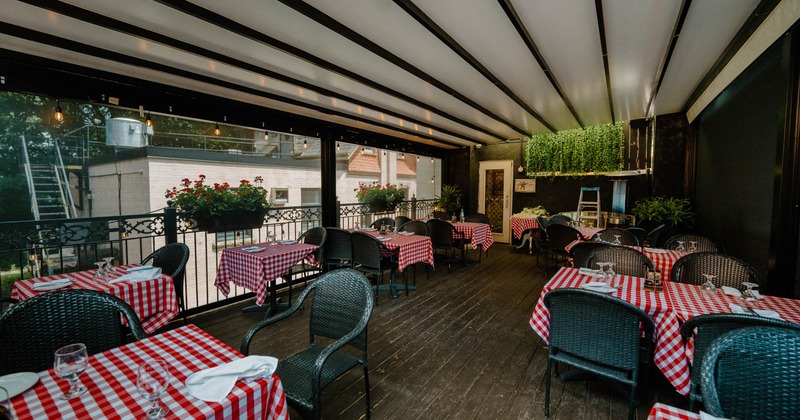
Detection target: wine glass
<box><xmin>594</xmin><ymin>234</ymin><xmax>604</xmax><ymax>242</ymax></box>
<box><xmin>701</xmin><ymin>274</ymin><xmax>717</xmax><ymax>293</ymax></box>
<box><xmin>676</xmin><ymin>241</ymin><xmax>686</xmax><ymax>252</ymax></box>
<box><xmin>613</xmin><ymin>235</ymin><xmax>622</xmax><ymax>245</ymax></box>
<box><xmin>102</xmin><ymin>256</ymin><xmax>116</xmax><ymax>273</ymax></box>
<box><xmin>0</xmin><ymin>386</ymin><xmax>12</xmax><ymax>420</ymax></box>
<box><xmin>267</xmin><ymin>233</ymin><xmax>276</xmax><ymax>245</ymax></box>
<box><xmin>54</xmin><ymin>343</ymin><xmax>89</xmax><ymax>400</ymax></box>
<box><xmin>137</xmin><ymin>359</ymin><xmax>170</xmax><ymax>419</ymax></box>
<box><xmin>604</xmin><ymin>262</ymin><xmax>616</xmax><ymax>286</ymax></box>
<box><xmin>93</xmin><ymin>261</ymin><xmax>108</xmax><ymax>283</ymax></box>
<box><xmin>594</xmin><ymin>262</ymin><xmax>609</xmax><ymax>283</ymax></box>
<box><xmin>688</xmin><ymin>241</ymin><xmax>698</xmax><ymax>252</ymax></box>
<box><xmin>741</xmin><ymin>282</ymin><xmax>760</xmax><ymax>301</ymax></box>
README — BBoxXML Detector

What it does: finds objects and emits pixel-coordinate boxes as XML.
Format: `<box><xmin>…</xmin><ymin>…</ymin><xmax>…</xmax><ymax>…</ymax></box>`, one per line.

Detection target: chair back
<box><xmin>544</xmin><ymin>288</ymin><xmax>654</xmax><ymax>371</ymax></box>
<box><xmin>700</xmin><ymin>327</ymin><xmax>800</xmax><ymax>420</ymax></box>
<box><xmin>141</xmin><ymin>243</ymin><xmax>190</xmax><ymax>301</ymax></box>
<box><xmin>350</xmin><ymin>232</ymin><xmax>384</xmax><ymax>274</ymax></box>
<box><xmin>664</xmin><ymin>233</ymin><xmax>724</xmax><ymax>253</ymax></box>
<box><xmin>585</xmin><ymin>245</ymin><xmax>654</xmax><ymax>277</ymax></box>
<box><xmin>431</xmin><ymin>211</ymin><xmax>451</xmax><ymax>220</ymax></box>
<box><xmin>537</xmin><ymin>216</ymin><xmax>550</xmax><ymax>242</ymax></box>
<box><xmin>299</xmin><ymin>226</ymin><xmax>327</xmax><ymax>262</ymax></box>
<box><xmin>426</xmin><ymin>219</ymin><xmax>457</xmax><ymax>247</ymax></box>
<box><xmin>465</xmin><ymin>213</ymin><xmax>490</xmax><ymax>226</ymax></box>
<box><xmin>549</xmin><ymin>214</ymin><xmax>573</xmax><ymax>226</ymax></box>
<box><xmin>680</xmin><ymin>313</ymin><xmax>800</xmax><ymax>408</ymax></box>
<box><xmin>309</xmin><ymin>269</ymin><xmax>375</xmax><ymax>351</ymax></box>
<box><xmin>369</xmin><ymin>217</ymin><xmax>395</xmax><ymax>229</ymax></box>
<box><xmin>545</xmin><ymin>224</ymin><xmax>582</xmax><ymax>252</ymax></box>
<box><xmin>593</xmin><ymin>228</ymin><xmax>639</xmax><ymax>246</ymax></box>
<box><xmin>569</xmin><ymin>241</ymin><xmax>608</xmax><ymax>268</ymax></box>
<box><xmin>671</xmin><ymin>252</ymin><xmax>762</xmax><ymax>288</ymax></box>
<box><xmin>399</xmin><ymin>220</ymin><xmax>427</xmax><ymax>235</ymax></box>
<box><xmin>645</xmin><ymin>224</ymin><xmax>666</xmax><ymax>247</ymax></box>
<box><xmin>624</xmin><ymin>227</ymin><xmax>648</xmax><ymax>247</ymax></box>
<box><xmin>323</xmin><ymin>227</ymin><xmax>352</xmax><ymax>265</ymax></box>
<box><xmin>394</xmin><ymin>216</ymin><xmax>412</xmax><ymax>228</ymax></box>
<box><xmin>0</xmin><ymin>289</ymin><xmax>146</xmax><ymax>375</ymax></box>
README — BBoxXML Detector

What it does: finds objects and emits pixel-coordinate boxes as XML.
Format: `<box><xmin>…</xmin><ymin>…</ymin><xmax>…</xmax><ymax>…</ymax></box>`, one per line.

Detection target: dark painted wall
<box><xmin>694</xmin><ymin>38</ymin><xmax>788</xmax><ymax>288</ymax></box>
<box><xmin>653</xmin><ymin>114</ymin><xmax>689</xmax><ymax>198</ymax></box>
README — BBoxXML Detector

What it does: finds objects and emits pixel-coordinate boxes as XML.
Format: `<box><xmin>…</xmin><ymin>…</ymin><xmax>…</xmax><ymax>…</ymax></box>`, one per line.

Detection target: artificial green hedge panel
<box><xmin>525</xmin><ymin>122</ymin><xmax>624</xmax><ymax>177</ymax></box>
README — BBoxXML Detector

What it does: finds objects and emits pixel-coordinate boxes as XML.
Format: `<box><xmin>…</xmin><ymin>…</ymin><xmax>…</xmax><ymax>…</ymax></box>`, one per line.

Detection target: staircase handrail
<box><xmin>20</xmin><ymin>136</ymin><xmax>40</xmax><ymax>220</ymax></box>
<box><xmin>54</xmin><ymin>139</ymin><xmax>77</xmax><ymax>218</ymax></box>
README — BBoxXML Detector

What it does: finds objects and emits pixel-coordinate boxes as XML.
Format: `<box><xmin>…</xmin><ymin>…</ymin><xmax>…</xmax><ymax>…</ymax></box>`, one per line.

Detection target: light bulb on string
<box><xmin>303</xmin><ymin>138</ymin><xmax>308</xmax><ymax>149</ymax></box>
<box><xmin>264</xmin><ymin>131</ymin><xmax>269</xmax><ymax>140</ymax></box>
<box><xmin>336</xmin><ymin>142</ymin><xmax>341</xmax><ymax>151</ymax></box>
<box><xmin>214</xmin><ymin>123</ymin><xmax>221</xmax><ymax>136</ymax></box>
<box><xmin>145</xmin><ymin>112</ymin><xmax>153</xmax><ymax>127</ymax></box>
<box><xmin>54</xmin><ymin>99</ymin><xmax>64</xmax><ymax>122</ymax></box>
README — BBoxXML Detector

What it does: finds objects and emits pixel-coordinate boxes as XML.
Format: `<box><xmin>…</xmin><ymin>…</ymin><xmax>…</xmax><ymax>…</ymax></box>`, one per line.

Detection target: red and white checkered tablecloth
<box><xmin>11</xmin><ymin>264</ymin><xmax>178</xmax><ymax>334</ymax></box>
<box><xmin>564</xmin><ymin>241</ymin><xmax>685</xmax><ymax>278</ymax></box>
<box><xmin>216</xmin><ymin>242</ymin><xmax>317</xmax><ymax>306</ymax></box>
<box><xmin>576</xmin><ymin>226</ymin><xmax>603</xmax><ymax>239</ymax></box>
<box><xmin>452</xmin><ymin>222</ymin><xmax>494</xmax><ymax>250</ymax></box>
<box><xmin>530</xmin><ymin>267</ymin><xmax>691</xmax><ymax>395</ymax></box>
<box><xmin>647</xmin><ymin>403</ymin><xmax>700</xmax><ymax>420</ymax></box>
<box><xmin>511</xmin><ymin>216</ymin><xmax>538</xmax><ymax>239</ymax></box>
<box><xmin>10</xmin><ymin>324</ymin><xmax>287</xmax><ymax>420</ymax></box>
<box><xmin>356</xmin><ymin>230</ymin><xmax>434</xmax><ymax>272</ymax></box>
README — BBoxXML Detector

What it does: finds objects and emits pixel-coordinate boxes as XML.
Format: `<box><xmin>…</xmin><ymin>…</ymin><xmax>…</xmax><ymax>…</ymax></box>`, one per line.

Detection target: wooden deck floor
<box><xmin>182</xmin><ymin>244</ymin><xmax>685</xmax><ymax>419</ymax></box>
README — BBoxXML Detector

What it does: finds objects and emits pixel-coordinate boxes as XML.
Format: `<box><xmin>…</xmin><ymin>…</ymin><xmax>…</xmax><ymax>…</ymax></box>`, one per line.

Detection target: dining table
<box><xmin>510</xmin><ymin>215</ymin><xmax>538</xmax><ymax>240</ymax></box>
<box><xmin>216</xmin><ymin>241</ymin><xmax>318</xmax><ymax>317</ymax></box>
<box><xmin>8</xmin><ymin>324</ymin><xmax>287</xmax><ymax>419</ymax></box>
<box><xmin>352</xmin><ymin>228</ymin><xmax>434</xmax><ymax>298</ymax></box>
<box><xmin>565</xmin><ymin>239</ymin><xmax>687</xmax><ymax>278</ymax></box>
<box><xmin>451</xmin><ymin>221</ymin><xmax>493</xmax><ymax>254</ymax></box>
<box><xmin>647</xmin><ymin>403</ymin><xmax>700</xmax><ymax>420</ymax></box>
<box><xmin>11</xmin><ymin>264</ymin><xmax>178</xmax><ymax>334</ymax></box>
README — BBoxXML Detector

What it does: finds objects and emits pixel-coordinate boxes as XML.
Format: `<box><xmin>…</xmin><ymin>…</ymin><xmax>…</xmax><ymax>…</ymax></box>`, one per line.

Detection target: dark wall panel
<box><xmin>694</xmin><ymin>40</ymin><xmax>788</xmax><ymax>281</ymax></box>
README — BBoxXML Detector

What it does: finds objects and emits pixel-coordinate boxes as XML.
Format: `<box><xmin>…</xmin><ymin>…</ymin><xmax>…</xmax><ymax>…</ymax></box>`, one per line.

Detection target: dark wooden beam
<box><xmin>393</xmin><ymin>0</ymin><xmax>557</xmax><ymax>133</ymax></box>
<box><xmin>594</xmin><ymin>0</ymin><xmax>615</xmax><ymax>123</ymax></box>
<box><xmin>496</xmin><ymin>0</ymin><xmax>584</xmax><ymax>128</ymax></box>
<box><xmin>273</xmin><ymin>0</ymin><xmax>529</xmax><ymax>137</ymax></box>
<box><xmin>646</xmin><ymin>0</ymin><xmax>692</xmax><ymax>117</ymax></box>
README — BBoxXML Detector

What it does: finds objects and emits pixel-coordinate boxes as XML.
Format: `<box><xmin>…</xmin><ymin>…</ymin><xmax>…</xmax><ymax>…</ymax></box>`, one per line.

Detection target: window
<box><xmin>272</xmin><ymin>188</ymin><xmax>289</xmax><ymax>205</ymax></box>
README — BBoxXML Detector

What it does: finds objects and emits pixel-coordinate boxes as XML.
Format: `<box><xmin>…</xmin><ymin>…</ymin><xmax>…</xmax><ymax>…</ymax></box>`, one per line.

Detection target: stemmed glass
<box><xmin>676</xmin><ymin>241</ymin><xmax>686</xmax><ymax>252</ymax></box>
<box><xmin>54</xmin><ymin>343</ymin><xmax>89</xmax><ymax>400</ymax></box>
<box><xmin>741</xmin><ymin>282</ymin><xmax>760</xmax><ymax>301</ymax></box>
<box><xmin>688</xmin><ymin>241</ymin><xmax>698</xmax><ymax>252</ymax></box>
<box><xmin>0</xmin><ymin>385</ymin><xmax>12</xmax><ymax>420</ymax></box>
<box><xmin>604</xmin><ymin>262</ymin><xmax>616</xmax><ymax>286</ymax></box>
<box><xmin>137</xmin><ymin>359</ymin><xmax>170</xmax><ymax>419</ymax></box>
<box><xmin>93</xmin><ymin>261</ymin><xmax>108</xmax><ymax>283</ymax></box>
<box><xmin>594</xmin><ymin>234</ymin><xmax>604</xmax><ymax>242</ymax></box>
<box><xmin>701</xmin><ymin>274</ymin><xmax>718</xmax><ymax>293</ymax></box>
<box><xmin>102</xmin><ymin>257</ymin><xmax>116</xmax><ymax>274</ymax></box>
<box><xmin>594</xmin><ymin>262</ymin><xmax>609</xmax><ymax>282</ymax></box>
<box><xmin>267</xmin><ymin>233</ymin><xmax>276</xmax><ymax>245</ymax></box>
<box><xmin>613</xmin><ymin>235</ymin><xmax>622</xmax><ymax>245</ymax></box>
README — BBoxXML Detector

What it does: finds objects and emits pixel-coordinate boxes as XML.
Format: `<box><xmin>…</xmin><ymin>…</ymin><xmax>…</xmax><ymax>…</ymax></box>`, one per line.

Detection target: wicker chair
<box><xmin>350</xmin><ymin>231</ymin><xmax>400</xmax><ymax>302</ymax></box>
<box><xmin>534</xmin><ymin>216</ymin><xmax>551</xmax><ymax>262</ymax></box>
<box><xmin>664</xmin><ymin>233</ymin><xmax>724</xmax><ymax>253</ymax></box>
<box><xmin>549</xmin><ymin>214</ymin><xmax>573</xmax><ymax>226</ymax></box>
<box><xmin>0</xmin><ymin>297</ymin><xmax>17</xmax><ymax>314</ymax></box>
<box><xmin>426</xmin><ymin>219</ymin><xmax>466</xmax><ymax>269</ymax></box>
<box><xmin>585</xmin><ymin>245</ymin><xmax>654</xmax><ymax>277</ymax></box>
<box><xmin>464</xmin><ymin>213</ymin><xmax>491</xmax><ymax>260</ymax></box>
<box><xmin>544</xmin><ymin>288</ymin><xmax>654</xmax><ymax>420</ymax></box>
<box><xmin>431</xmin><ymin>211</ymin><xmax>451</xmax><ymax>220</ymax></box>
<box><xmin>322</xmin><ymin>227</ymin><xmax>352</xmax><ymax>272</ymax></box>
<box><xmin>680</xmin><ymin>314</ymin><xmax>800</xmax><ymax>411</ymax></box>
<box><xmin>544</xmin><ymin>224</ymin><xmax>582</xmax><ymax>272</ymax></box>
<box><xmin>282</xmin><ymin>226</ymin><xmax>327</xmax><ymax>305</ymax></box>
<box><xmin>645</xmin><ymin>224</ymin><xmax>666</xmax><ymax>248</ymax></box>
<box><xmin>141</xmin><ymin>243</ymin><xmax>189</xmax><ymax>324</ymax></box>
<box><xmin>394</xmin><ymin>215</ymin><xmax>412</xmax><ymax>228</ymax></box>
<box><xmin>0</xmin><ymin>289</ymin><xmax>146</xmax><ymax>375</ymax></box>
<box><xmin>700</xmin><ymin>327</ymin><xmax>800</xmax><ymax>420</ymax></box>
<box><xmin>624</xmin><ymin>227</ymin><xmax>648</xmax><ymax>247</ymax></box>
<box><xmin>670</xmin><ymin>252</ymin><xmax>762</xmax><ymax>289</ymax></box>
<box><xmin>569</xmin><ymin>241</ymin><xmax>607</xmax><ymax>269</ymax></box>
<box><xmin>369</xmin><ymin>217</ymin><xmax>395</xmax><ymax>230</ymax></box>
<box><xmin>592</xmin><ymin>228</ymin><xmax>640</xmax><ymax>246</ymax></box>
<box><xmin>241</xmin><ymin>269</ymin><xmax>375</xmax><ymax>420</ymax></box>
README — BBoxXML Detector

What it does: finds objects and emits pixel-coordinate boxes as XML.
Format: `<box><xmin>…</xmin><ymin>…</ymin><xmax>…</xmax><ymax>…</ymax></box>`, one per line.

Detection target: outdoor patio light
<box><xmin>145</xmin><ymin>112</ymin><xmax>152</xmax><ymax>127</ymax></box>
<box><xmin>303</xmin><ymin>138</ymin><xmax>308</xmax><ymax>148</ymax></box>
<box><xmin>336</xmin><ymin>142</ymin><xmax>341</xmax><ymax>151</ymax></box>
<box><xmin>263</xmin><ymin>130</ymin><xmax>269</xmax><ymax>140</ymax></box>
<box><xmin>54</xmin><ymin>99</ymin><xmax>63</xmax><ymax>122</ymax></box>
<box><xmin>214</xmin><ymin>123</ymin><xmax>220</xmax><ymax>136</ymax></box>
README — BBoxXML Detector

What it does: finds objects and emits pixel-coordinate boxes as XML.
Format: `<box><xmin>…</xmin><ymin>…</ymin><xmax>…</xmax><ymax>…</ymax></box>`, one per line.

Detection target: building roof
<box><xmin>348</xmin><ymin>148</ymin><xmax>381</xmax><ymax>175</ymax></box>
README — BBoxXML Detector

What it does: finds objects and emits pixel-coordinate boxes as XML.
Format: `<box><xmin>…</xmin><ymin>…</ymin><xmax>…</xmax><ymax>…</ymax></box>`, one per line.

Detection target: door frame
<box><xmin>478</xmin><ymin>160</ymin><xmax>514</xmax><ymax>243</ymax></box>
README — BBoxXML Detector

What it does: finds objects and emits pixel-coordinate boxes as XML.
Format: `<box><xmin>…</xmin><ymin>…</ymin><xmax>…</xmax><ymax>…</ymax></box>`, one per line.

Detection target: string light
<box><xmin>400</xmin><ymin>153</ymin><xmax>405</xmax><ymax>159</ymax></box>
<box><xmin>430</xmin><ymin>157</ymin><xmax>434</xmax><ymax>163</ymax></box>
<box><xmin>214</xmin><ymin>123</ymin><xmax>220</xmax><ymax>136</ymax></box>
<box><xmin>145</xmin><ymin>112</ymin><xmax>152</xmax><ymax>127</ymax></box>
<box><xmin>336</xmin><ymin>142</ymin><xmax>341</xmax><ymax>151</ymax></box>
<box><xmin>54</xmin><ymin>99</ymin><xmax>63</xmax><ymax>122</ymax></box>
<box><xmin>430</xmin><ymin>176</ymin><xmax>435</xmax><ymax>183</ymax></box>
<box><xmin>416</xmin><ymin>156</ymin><xmax>420</xmax><ymax>162</ymax></box>
<box><xmin>303</xmin><ymin>138</ymin><xmax>308</xmax><ymax>148</ymax></box>
<box><xmin>264</xmin><ymin>130</ymin><xmax>269</xmax><ymax>140</ymax></box>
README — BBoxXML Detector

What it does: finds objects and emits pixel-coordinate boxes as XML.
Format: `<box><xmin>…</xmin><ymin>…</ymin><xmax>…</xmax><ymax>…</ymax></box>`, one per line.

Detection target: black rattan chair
<box><xmin>141</xmin><ymin>243</ymin><xmax>189</xmax><ymax>324</ymax></box>
<box><xmin>0</xmin><ymin>289</ymin><xmax>146</xmax><ymax>375</ymax></box>
<box><xmin>645</xmin><ymin>224</ymin><xmax>665</xmax><ymax>248</ymax></box>
<box><xmin>350</xmin><ymin>231</ymin><xmax>400</xmax><ymax>302</ymax></box>
<box><xmin>592</xmin><ymin>228</ymin><xmax>640</xmax><ymax>246</ymax></box>
<box><xmin>282</xmin><ymin>226</ymin><xmax>327</xmax><ymax>305</ymax></box>
<box><xmin>624</xmin><ymin>227</ymin><xmax>648</xmax><ymax>247</ymax></box>
<box><xmin>0</xmin><ymin>297</ymin><xmax>17</xmax><ymax>314</ymax></box>
<box><xmin>664</xmin><ymin>233</ymin><xmax>724</xmax><ymax>253</ymax></box>
<box><xmin>544</xmin><ymin>288</ymin><xmax>654</xmax><ymax>420</ymax></box>
<box><xmin>394</xmin><ymin>215</ymin><xmax>412</xmax><ymax>228</ymax></box>
<box><xmin>700</xmin><ymin>327</ymin><xmax>800</xmax><ymax>420</ymax></box>
<box><xmin>585</xmin><ymin>245</ymin><xmax>654</xmax><ymax>277</ymax></box>
<box><xmin>544</xmin><ymin>224</ymin><xmax>582</xmax><ymax>272</ymax></box>
<box><xmin>431</xmin><ymin>211</ymin><xmax>451</xmax><ymax>220</ymax></box>
<box><xmin>241</xmin><ymin>269</ymin><xmax>375</xmax><ymax>420</ymax></box>
<box><xmin>680</xmin><ymin>314</ymin><xmax>800</xmax><ymax>411</ymax></box>
<box><xmin>322</xmin><ymin>227</ymin><xmax>352</xmax><ymax>272</ymax></box>
<box><xmin>569</xmin><ymin>241</ymin><xmax>607</xmax><ymax>269</ymax></box>
<box><xmin>534</xmin><ymin>216</ymin><xmax>551</xmax><ymax>262</ymax></box>
<box><xmin>670</xmin><ymin>252</ymin><xmax>762</xmax><ymax>289</ymax></box>
<box><xmin>549</xmin><ymin>214</ymin><xmax>573</xmax><ymax>226</ymax></box>
<box><xmin>369</xmin><ymin>217</ymin><xmax>395</xmax><ymax>230</ymax></box>
<box><xmin>426</xmin><ymin>219</ymin><xmax>466</xmax><ymax>270</ymax></box>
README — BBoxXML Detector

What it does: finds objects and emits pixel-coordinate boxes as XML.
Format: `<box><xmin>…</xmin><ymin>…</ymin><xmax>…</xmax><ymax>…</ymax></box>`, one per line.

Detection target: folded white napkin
<box><xmin>241</xmin><ymin>246</ymin><xmax>265</xmax><ymax>253</ymax></box>
<box><xmin>185</xmin><ymin>356</ymin><xmax>278</xmax><ymax>402</ymax></box>
<box><xmin>359</xmin><ymin>228</ymin><xmax>377</xmax><ymax>232</ymax></box>
<box><xmin>276</xmin><ymin>240</ymin><xmax>296</xmax><ymax>245</ymax></box>
<box><xmin>32</xmin><ymin>278</ymin><xmax>72</xmax><ymax>291</ymax></box>
<box><xmin>376</xmin><ymin>236</ymin><xmax>392</xmax><ymax>241</ymax></box>
<box><xmin>753</xmin><ymin>308</ymin><xmax>783</xmax><ymax>320</ymax></box>
<box><xmin>729</xmin><ymin>303</ymin><xmax>747</xmax><ymax>314</ymax></box>
<box><xmin>109</xmin><ymin>266</ymin><xmax>162</xmax><ymax>284</ymax></box>
<box><xmin>644</xmin><ymin>247</ymin><xmax>667</xmax><ymax>254</ymax></box>
<box><xmin>721</xmin><ymin>286</ymin><xmax>741</xmax><ymax>297</ymax></box>
<box><xmin>578</xmin><ymin>268</ymin><xmax>602</xmax><ymax>276</ymax></box>
<box><xmin>700</xmin><ymin>410</ymin><xmax>729</xmax><ymax>420</ymax></box>
<box><xmin>126</xmin><ymin>265</ymin><xmax>153</xmax><ymax>272</ymax></box>
<box><xmin>397</xmin><ymin>231</ymin><xmax>414</xmax><ymax>236</ymax></box>
<box><xmin>580</xmin><ymin>283</ymin><xmax>616</xmax><ymax>293</ymax></box>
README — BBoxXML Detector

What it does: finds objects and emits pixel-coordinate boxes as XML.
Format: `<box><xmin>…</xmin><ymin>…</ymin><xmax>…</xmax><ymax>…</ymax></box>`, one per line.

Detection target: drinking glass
<box><xmin>741</xmin><ymin>282</ymin><xmax>760</xmax><ymax>301</ymax></box>
<box><xmin>604</xmin><ymin>262</ymin><xmax>616</xmax><ymax>286</ymax></box>
<box><xmin>102</xmin><ymin>256</ymin><xmax>116</xmax><ymax>274</ymax></box>
<box><xmin>594</xmin><ymin>234</ymin><xmax>604</xmax><ymax>242</ymax></box>
<box><xmin>612</xmin><ymin>235</ymin><xmax>622</xmax><ymax>245</ymax></box>
<box><xmin>701</xmin><ymin>274</ymin><xmax>717</xmax><ymax>293</ymax></box>
<box><xmin>0</xmin><ymin>386</ymin><xmax>12</xmax><ymax>420</ymax></box>
<box><xmin>137</xmin><ymin>359</ymin><xmax>170</xmax><ymax>419</ymax></box>
<box><xmin>267</xmin><ymin>233</ymin><xmax>276</xmax><ymax>245</ymax></box>
<box><xmin>93</xmin><ymin>261</ymin><xmax>108</xmax><ymax>283</ymax></box>
<box><xmin>676</xmin><ymin>241</ymin><xmax>686</xmax><ymax>252</ymax></box>
<box><xmin>54</xmin><ymin>343</ymin><xmax>89</xmax><ymax>400</ymax></box>
<box><xmin>688</xmin><ymin>241</ymin><xmax>698</xmax><ymax>252</ymax></box>
<box><xmin>594</xmin><ymin>262</ymin><xmax>609</xmax><ymax>283</ymax></box>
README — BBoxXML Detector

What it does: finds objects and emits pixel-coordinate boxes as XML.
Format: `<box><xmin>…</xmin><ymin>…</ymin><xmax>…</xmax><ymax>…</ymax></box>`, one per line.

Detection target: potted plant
<box><xmin>434</xmin><ymin>184</ymin><xmax>463</xmax><ymax>216</ymax></box>
<box><xmin>632</xmin><ymin>196</ymin><xmax>695</xmax><ymax>230</ymax></box>
<box><xmin>355</xmin><ymin>182</ymin><xmax>406</xmax><ymax>213</ymax></box>
<box><xmin>166</xmin><ymin>174</ymin><xmax>270</xmax><ymax>232</ymax></box>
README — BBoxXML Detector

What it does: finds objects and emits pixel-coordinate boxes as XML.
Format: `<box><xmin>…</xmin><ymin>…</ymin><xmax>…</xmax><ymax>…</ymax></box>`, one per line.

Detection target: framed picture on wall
<box><xmin>514</xmin><ymin>179</ymin><xmax>536</xmax><ymax>193</ymax></box>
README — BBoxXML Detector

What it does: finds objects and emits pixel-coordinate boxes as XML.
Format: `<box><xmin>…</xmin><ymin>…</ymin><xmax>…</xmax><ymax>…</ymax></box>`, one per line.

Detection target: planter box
<box><xmin>193</xmin><ymin>208</ymin><xmax>267</xmax><ymax>232</ymax></box>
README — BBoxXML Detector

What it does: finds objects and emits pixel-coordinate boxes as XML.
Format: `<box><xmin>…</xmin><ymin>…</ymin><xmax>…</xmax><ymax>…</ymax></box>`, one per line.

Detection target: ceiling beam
<box><xmin>18</xmin><ymin>0</ymin><xmax>487</xmax><ymax>146</ymax></box>
<box><xmin>0</xmin><ymin>23</ymin><xmax>465</xmax><ymax>148</ymax></box>
<box><xmin>153</xmin><ymin>0</ymin><xmax>508</xmax><ymax>142</ymax></box>
<box><xmin>273</xmin><ymin>0</ymin><xmax>529</xmax><ymax>137</ymax></box>
<box><xmin>497</xmin><ymin>0</ymin><xmax>584</xmax><ymax>128</ymax></box>
<box><xmin>393</xmin><ymin>0</ymin><xmax>557</xmax><ymax>133</ymax></box>
<box><xmin>594</xmin><ymin>0</ymin><xmax>615</xmax><ymax>123</ymax></box>
<box><xmin>646</xmin><ymin>0</ymin><xmax>692</xmax><ymax>117</ymax></box>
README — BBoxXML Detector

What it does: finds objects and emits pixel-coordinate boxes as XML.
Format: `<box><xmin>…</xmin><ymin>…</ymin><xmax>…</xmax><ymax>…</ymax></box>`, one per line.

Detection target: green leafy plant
<box><xmin>166</xmin><ymin>174</ymin><xmax>269</xmax><ymax>219</ymax></box>
<box><xmin>355</xmin><ymin>182</ymin><xmax>406</xmax><ymax>208</ymax></box>
<box><xmin>434</xmin><ymin>184</ymin><xmax>463</xmax><ymax>212</ymax></box>
<box><xmin>525</xmin><ymin>122</ymin><xmax>624</xmax><ymax>177</ymax></box>
<box><xmin>632</xmin><ymin>196</ymin><xmax>695</xmax><ymax>227</ymax></box>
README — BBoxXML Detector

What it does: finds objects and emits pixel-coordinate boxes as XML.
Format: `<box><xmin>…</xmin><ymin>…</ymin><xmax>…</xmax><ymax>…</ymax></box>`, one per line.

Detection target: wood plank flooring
<box><xmin>182</xmin><ymin>244</ymin><xmax>685</xmax><ymax>419</ymax></box>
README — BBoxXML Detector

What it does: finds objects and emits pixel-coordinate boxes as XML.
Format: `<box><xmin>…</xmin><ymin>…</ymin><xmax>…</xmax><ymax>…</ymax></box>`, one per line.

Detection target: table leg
<box><xmin>375</xmin><ymin>269</ymin><xmax>416</xmax><ymax>298</ymax></box>
<box><xmin>241</xmin><ymin>279</ymin><xmax>289</xmax><ymax>316</ymax></box>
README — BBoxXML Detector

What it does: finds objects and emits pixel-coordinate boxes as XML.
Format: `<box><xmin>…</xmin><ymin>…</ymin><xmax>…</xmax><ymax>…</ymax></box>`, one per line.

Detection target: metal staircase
<box><xmin>21</xmin><ymin>136</ymin><xmax>77</xmax><ymax>220</ymax></box>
